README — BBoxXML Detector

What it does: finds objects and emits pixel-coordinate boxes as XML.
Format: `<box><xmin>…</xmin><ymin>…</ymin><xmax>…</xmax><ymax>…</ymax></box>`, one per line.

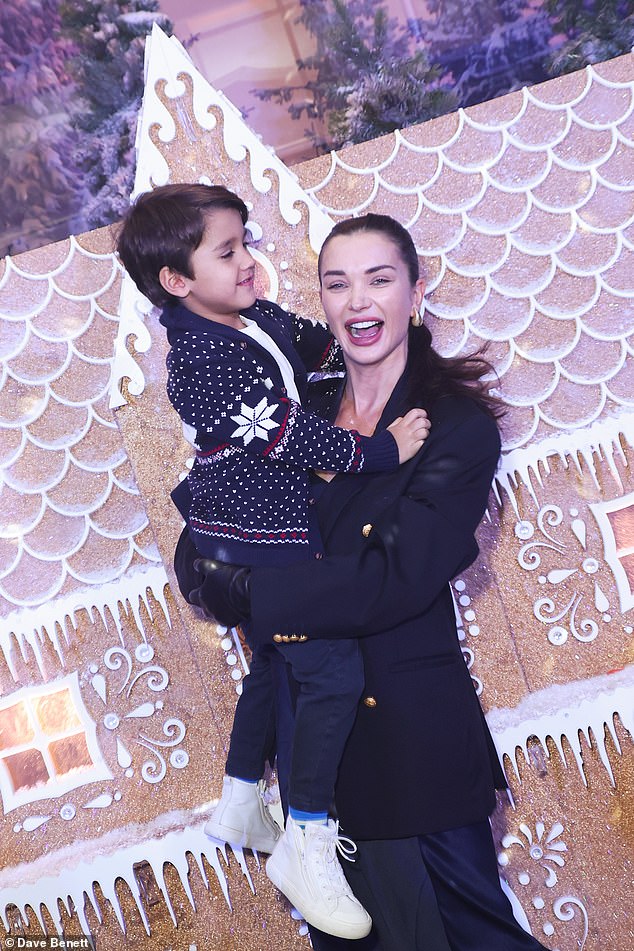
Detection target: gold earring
<box><xmin>411</xmin><ymin>306</ymin><xmax>423</xmax><ymax>327</ymax></box>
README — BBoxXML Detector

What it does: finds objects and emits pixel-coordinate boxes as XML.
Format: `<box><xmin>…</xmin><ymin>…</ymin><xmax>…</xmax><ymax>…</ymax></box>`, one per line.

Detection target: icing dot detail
<box><xmin>135</xmin><ymin>643</ymin><xmax>154</xmax><ymax>662</ymax></box>
<box><xmin>170</xmin><ymin>749</ymin><xmax>189</xmax><ymax>769</ymax></box>
<box><xmin>548</xmin><ymin>626</ymin><xmax>568</xmax><ymax>646</ymax></box>
<box><xmin>515</xmin><ymin>520</ymin><xmax>534</xmax><ymax>540</ymax></box>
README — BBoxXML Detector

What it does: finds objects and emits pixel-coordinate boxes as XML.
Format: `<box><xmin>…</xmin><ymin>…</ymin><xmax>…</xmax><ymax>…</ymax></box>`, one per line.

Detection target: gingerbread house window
<box><xmin>590</xmin><ymin>492</ymin><xmax>634</xmax><ymax>615</ymax></box>
<box><xmin>0</xmin><ymin>673</ymin><xmax>112</xmax><ymax>813</ymax></box>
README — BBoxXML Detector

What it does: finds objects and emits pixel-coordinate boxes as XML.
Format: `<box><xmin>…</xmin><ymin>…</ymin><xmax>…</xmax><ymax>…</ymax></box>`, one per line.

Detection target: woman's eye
<box><xmin>325</xmin><ymin>281</ymin><xmax>345</xmax><ymax>290</ymax></box>
<box><xmin>372</xmin><ymin>276</ymin><xmax>389</xmax><ymax>285</ymax></box>
<box><xmin>220</xmin><ymin>250</ymin><xmax>235</xmax><ymax>259</ymax></box>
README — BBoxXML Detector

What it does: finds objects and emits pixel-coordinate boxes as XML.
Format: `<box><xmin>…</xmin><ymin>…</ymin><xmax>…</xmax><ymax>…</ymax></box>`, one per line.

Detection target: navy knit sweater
<box><xmin>162</xmin><ymin>299</ymin><xmax>398</xmax><ymax>567</ymax></box>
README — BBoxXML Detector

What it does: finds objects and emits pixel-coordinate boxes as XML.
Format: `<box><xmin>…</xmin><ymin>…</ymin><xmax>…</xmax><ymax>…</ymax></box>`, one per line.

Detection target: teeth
<box><xmin>350</xmin><ymin>320</ymin><xmax>379</xmax><ymax>329</ymax></box>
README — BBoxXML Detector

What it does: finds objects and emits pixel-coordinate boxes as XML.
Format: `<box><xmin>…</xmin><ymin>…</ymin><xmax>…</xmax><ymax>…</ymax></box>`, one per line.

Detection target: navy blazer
<box><xmin>250</xmin><ymin>370</ymin><xmax>507</xmax><ymax>840</ymax></box>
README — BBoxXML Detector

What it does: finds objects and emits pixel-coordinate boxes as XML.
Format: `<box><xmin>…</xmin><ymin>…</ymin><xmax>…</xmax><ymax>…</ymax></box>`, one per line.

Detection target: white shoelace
<box><xmin>307</xmin><ymin>821</ymin><xmax>359</xmax><ymax>900</ymax></box>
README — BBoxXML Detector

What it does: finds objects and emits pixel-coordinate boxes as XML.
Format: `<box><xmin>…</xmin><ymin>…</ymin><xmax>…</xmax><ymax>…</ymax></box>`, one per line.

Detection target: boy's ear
<box><xmin>159</xmin><ymin>266</ymin><xmax>189</xmax><ymax>299</ymax></box>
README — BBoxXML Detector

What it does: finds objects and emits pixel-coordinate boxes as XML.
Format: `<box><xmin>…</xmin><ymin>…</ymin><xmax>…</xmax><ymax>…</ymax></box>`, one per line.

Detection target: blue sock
<box><xmin>289</xmin><ymin>807</ymin><xmax>328</xmax><ymax>825</ymax></box>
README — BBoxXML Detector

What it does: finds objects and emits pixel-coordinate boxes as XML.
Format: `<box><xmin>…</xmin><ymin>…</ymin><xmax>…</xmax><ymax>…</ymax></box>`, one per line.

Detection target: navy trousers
<box><xmin>227</xmin><ymin>635</ymin><xmax>363</xmax><ymax>813</ymax></box>
<box><xmin>309</xmin><ymin>821</ymin><xmax>549</xmax><ymax>951</ymax></box>
<box><xmin>173</xmin><ymin>526</ymin><xmax>363</xmax><ymax>813</ymax></box>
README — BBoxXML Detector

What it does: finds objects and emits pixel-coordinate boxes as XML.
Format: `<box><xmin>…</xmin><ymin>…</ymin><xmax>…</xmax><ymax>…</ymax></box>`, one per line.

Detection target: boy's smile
<box><xmin>162</xmin><ymin>207</ymin><xmax>257</xmax><ymax>325</ymax></box>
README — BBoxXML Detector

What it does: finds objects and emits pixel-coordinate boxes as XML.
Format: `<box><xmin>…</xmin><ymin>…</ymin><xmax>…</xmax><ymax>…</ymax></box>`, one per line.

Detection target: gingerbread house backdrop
<box><xmin>1</xmin><ymin>24</ymin><xmax>633</xmax><ymax>951</ymax></box>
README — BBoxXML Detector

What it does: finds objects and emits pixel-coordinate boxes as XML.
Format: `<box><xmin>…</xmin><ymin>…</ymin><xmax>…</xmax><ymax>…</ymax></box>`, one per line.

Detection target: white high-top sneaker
<box><xmin>266</xmin><ymin>817</ymin><xmax>372</xmax><ymax>939</ymax></box>
<box><xmin>204</xmin><ymin>776</ymin><xmax>281</xmax><ymax>853</ymax></box>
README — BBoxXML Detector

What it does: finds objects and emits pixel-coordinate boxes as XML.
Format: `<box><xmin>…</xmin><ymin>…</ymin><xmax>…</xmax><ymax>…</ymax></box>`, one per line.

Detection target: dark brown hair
<box><xmin>115</xmin><ymin>183</ymin><xmax>248</xmax><ymax>307</ymax></box>
<box><xmin>318</xmin><ymin>213</ymin><xmax>503</xmax><ymax>419</ymax></box>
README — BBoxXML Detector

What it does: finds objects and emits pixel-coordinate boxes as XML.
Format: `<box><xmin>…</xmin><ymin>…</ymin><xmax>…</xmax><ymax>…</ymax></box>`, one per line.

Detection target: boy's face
<box><xmin>163</xmin><ymin>208</ymin><xmax>256</xmax><ymax>323</ymax></box>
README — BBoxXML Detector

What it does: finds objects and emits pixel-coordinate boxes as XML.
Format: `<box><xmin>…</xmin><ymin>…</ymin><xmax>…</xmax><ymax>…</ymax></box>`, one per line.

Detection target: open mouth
<box><xmin>346</xmin><ymin>319</ymin><xmax>383</xmax><ymax>341</ymax></box>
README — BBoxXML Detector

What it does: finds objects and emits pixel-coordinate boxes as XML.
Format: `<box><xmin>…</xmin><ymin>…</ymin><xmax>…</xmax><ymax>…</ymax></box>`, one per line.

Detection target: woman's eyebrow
<box><xmin>322</xmin><ymin>264</ymin><xmax>396</xmax><ymax>277</ymax></box>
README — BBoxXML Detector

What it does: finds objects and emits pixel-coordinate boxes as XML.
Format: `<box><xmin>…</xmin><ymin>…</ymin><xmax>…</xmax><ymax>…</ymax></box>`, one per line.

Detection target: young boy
<box><xmin>116</xmin><ymin>183</ymin><xmax>428</xmax><ymax>939</ymax></box>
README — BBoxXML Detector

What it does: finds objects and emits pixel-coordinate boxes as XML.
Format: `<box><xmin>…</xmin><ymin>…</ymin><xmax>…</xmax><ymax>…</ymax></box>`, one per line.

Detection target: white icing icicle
<box><xmin>0</xmin><ymin>564</ymin><xmax>170</xmax><ymax>678</ymax></box>
<box><xmin>487</xmin><ymin>665</ymin><xmax>634</xmax><ymax>786</ymax></box>
<box><xmin>496</xmin><ymin>410</ymin><xmax>634</xmax><ymax>510</ymax></box>
<box><xmin>0</xmin><ymin>820</ymin><xmax>239</xmax><ymax>938</ymax></box>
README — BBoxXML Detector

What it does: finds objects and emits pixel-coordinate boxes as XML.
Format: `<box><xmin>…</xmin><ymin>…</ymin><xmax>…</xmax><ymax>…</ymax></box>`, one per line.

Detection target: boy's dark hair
<box><xmin>115</xmin><ymin>183</ymin><xmax>249</xmax><ymax>307</ymax></box>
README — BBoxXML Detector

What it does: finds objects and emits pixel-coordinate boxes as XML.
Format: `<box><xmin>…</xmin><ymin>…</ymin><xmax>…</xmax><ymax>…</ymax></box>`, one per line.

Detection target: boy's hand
<box><xmin>387</xmin><ymin>408</ymin><xmax>430</xmax><ymax>463</ymax></box>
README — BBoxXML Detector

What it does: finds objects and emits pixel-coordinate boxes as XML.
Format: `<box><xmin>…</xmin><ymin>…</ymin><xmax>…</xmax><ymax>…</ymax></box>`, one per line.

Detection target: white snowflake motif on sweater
<box><xmin>230</xmin><ymin>396</ymin><xmax>280</xmax><ymax>445</ymax></box>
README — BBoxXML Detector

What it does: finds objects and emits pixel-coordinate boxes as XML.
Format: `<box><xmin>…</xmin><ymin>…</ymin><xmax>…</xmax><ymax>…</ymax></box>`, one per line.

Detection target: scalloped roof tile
<box><xmin>534</xmin><ymin>268</ymin><xmax>598</xmax><ymax>316</ymax></box>
<box><xmin>377</xmin><ymin>146</ymin><xmax>439</xmax><ymax>189</ymax></box>
<box><xmin>538</xmin><ymin>376</ymin><xmax>604</xmax><ymax>426</ymax></box>
<box><xmin>27</xmin><ymin>400</ymin><xmax>90</xmax><ymax>450</ymax></box>
<box><xmin>488</xmin><ymin>143</ymin><xmax>550</xmax><ymax>190</ymax></box>
<box><xmin>552</xmin><ymin>121</ymin><xmax>615</xmax><ymax>168</ymax></box>
<box><xmin>30</xmin><ymin>295</ymin><xmax>93</xmax><ymax>340</ymax></box>
<box><xmin>581</xmin><ymin>288</ymin><xmax>634</xmax><ymax>338</ymax></box>
<box><xmin>573</xmin><ymin>76</ymin><xmax>633</xmax><ymax>125</ymax></box>
<box><xmin>69</xmin><ymin>421</ymin><xmax>128</xmax><ymax>472</ymax></box>
<box><xmin>511</xmin><ymin>207</ymin><xmax>574</xmax><ymax>253</ymax></box>
<box><xmin>0</xmin><ymin>549</ymin><xmax>65</xmax><ymax>607</ymax></box>
<box><xmin>514</xmin><ymin>310</ymin><xmax>578</xmax><ymax>360</ymax></box>
<box><xmin>605</xmin><ymin>354</ymin><xmax>634</xmax><ymax>403</ymax></box>
<box><xmin>491</xmin><ymin>246</ymin><xmax>554</xmax><ymax>296</ymax></box>
<box><xmin>88</xmin><ymin>484</ymin><xmax>147</xmax><ymax>539</ymax></box>
<box><xmin>558</xmin><ymin>331</ymin><xmax>624</xmax><ymax>383</ymax></box>
<box><xmin>23</xmin><ymin>508</ymin><xmax>87</xmax><ymax>561</ymax></box>
<box><xmin>45</xmin><ymin>465</ymin><xmax>111</xmax><ymax>515</ymax></box>
<box><xmin>556</xmin><ymin>229</ymin><xmax>619</xmax><ymax>273</ymax></box>
<box><xmin>7</xmin><ymin>335</ymin><xmax>70</xmax><ymax>384</ymax></box>
<box><xmin>507</xmin><ymin>98</ymin><xmax>570</xmax><ymax>148</ymax></box>
<box><xmin>4</xmin><ymin>440</ymin><xmax>67</xmax><ymax>493</ymax></box>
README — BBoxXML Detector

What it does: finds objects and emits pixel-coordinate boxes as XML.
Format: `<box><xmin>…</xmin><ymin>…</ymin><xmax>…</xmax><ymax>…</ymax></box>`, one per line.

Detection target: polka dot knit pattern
<box><xmin>161</xmin><ymin>299</ymin><xmax>398</xmax><ymax>567</ymax></box>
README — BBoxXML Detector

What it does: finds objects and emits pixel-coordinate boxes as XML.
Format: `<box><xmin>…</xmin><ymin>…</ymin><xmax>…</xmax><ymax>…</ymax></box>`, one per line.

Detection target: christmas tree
<box><xmin>0</xmin><ymin>0</ymin><xmax>83</xmax><ymax>256</ymax></box>
<box><xmin>60</xmin><ymin>0</ymin><xmax>172</xmax><ymax>230</ymax></box>
<box><xmin>546</xmin><ymin>0</ymin><xmax>634</xmax><ymax>74</ymax></box>
<box><xmin>254</xmin><ymin>0</ymin><xmax>458</xmax><ymax>151</ymax></box>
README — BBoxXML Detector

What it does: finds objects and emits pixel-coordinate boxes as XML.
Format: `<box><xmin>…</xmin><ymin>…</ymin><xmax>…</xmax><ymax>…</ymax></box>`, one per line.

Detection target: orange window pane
<box><xmin>0</xmin><ymin>703</ymin><xmax>34</xmax><ymax>751</ymax></box>
<box><xmin>48</xmin><ymin>734</ymin><xmax>93</xmax><ymax>775</ymax></box>
<box><xmin>34</xmin><ymin>689</ymin><xmax>82</xmax><ymax>735</ymax></box>
<box><xmin>606</xmin><ymin>506</ymin><xmax>634</xmax><ymax>553</ymax></box>
<box><xmin>4</xmin><ymin>748</ymin><xmax>49</xmax><ymax>791</ymax></box>
<box><xmin>618</xmin><ymin>550</ymin><xmax>634</xmax><ymax>594</ymax></box>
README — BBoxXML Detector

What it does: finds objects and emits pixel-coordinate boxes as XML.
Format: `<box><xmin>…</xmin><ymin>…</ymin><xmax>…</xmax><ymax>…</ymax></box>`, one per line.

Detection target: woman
<box><xmin>182</xmin><ymin>214</ymin><xmax>549</xmax><ymax>951</ymax></box>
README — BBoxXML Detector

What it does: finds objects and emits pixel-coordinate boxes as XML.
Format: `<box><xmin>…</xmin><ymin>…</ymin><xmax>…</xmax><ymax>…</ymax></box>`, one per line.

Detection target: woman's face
<box><xmin>319</xmin><ymin>231</ymin><xmax>424</xmax><ymax>371</ymax></box>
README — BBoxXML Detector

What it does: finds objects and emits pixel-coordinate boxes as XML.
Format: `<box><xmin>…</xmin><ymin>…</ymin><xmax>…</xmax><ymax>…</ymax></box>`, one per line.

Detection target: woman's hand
<box><xmin>189</xmin><ymin>560</ymin><xmax>252</xmax><ymax>627</ymax></box>
<box><xmin>387</xmin><ymin>408</ymin><xmax>430</xmax><ymax>463</ymax></box>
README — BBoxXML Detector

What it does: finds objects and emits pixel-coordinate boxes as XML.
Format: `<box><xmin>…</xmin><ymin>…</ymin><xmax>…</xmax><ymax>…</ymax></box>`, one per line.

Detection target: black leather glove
<box><xmin>189</xmin><ymin>559</ymin><xmax>251</xmax><ymax>627</ymax></box>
